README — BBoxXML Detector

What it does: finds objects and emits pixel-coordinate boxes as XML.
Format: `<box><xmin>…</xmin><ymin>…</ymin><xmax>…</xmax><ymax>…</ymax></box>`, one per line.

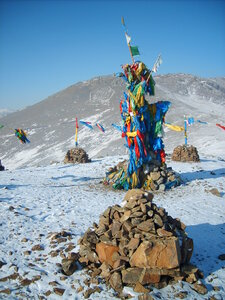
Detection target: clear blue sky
<box><xmin>0</xmin><ymin>0</ymin><xmax>225</xmax><ymax>110</ymax></box>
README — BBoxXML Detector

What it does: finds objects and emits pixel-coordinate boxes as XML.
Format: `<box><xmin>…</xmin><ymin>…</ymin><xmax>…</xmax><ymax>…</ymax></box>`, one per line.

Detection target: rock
<box><xmin>130</xmin><ymin>238</ymin><xmax>181</xmax><ymax>269</ymax></box>
<box><xmin>137</xmin><ymin>220</ymin><xmax>155</xmax><ymax>232</ymax></box>
<box><xmin>0</xmin><ymin>289</ymin><xmax>11</xmax><ymax>294</ymax></box>
<box><xmin>218</xmin><ymin>254</ymin><xmax>225</xmax><ymax>260</ymax></box>
<box><xmin>191</xmin><ymin>282</ymin><xmax>207</xmax><ymax>295</ymax></box>
<box><xmin>138</xmin><ymin>294</ymin><xmax>154</xmax><ymax>300</ymax></box>
<box><xmin>0</xmin><ymin>261</ymin><xmax>6</xmax><ymax>269</ymax></box>
<box><xmin>31</xmin><ymin>244</ymin><xmax>44</xmax><ymax>251</ymax></box>
<box><xmin>150</xmin><ymin>171</ymin><xmax>161</xmax><ymax>181</ymax></box>
<box><xmin>109</xmin><ymin>272</ymin><xmax>123</xmax><ymax>291</ymax></box>
<box><xmin>83</xmin><ymin>287</ymin><xmax>101</xmax><ymax>298</ymax></box>
<box><xmin>209</xmin><ymin>188</ymin><xmax>221</xmax><ymax>197</ymax></box>
<box><xmin>121</xmin><ymin>268</ymin><xmax>144</xmax><ymax>284</ymax></box>
<box><xmin>53</xmin><ymin>288</ymin><xmax>65</xmax><ymax>296</ymax></box>
<box><xmin>174</xmin><ymin>291</ymin><xmax>188</xmax><ymax>299</ymax></box>
<box><xmin>134</xmin><ymin>282</ymin><xmax>150</xmax><ymax>293</ymax></box>
<box><xmin>96</xmin><ymin>242</ymin><xmax>119</xmax><ymax>267</ymax></box>
<box><xmin>172</xmin><ymin>145</ymin><xmax>200</xmax><ymax>162</ymax></box>
<box><xmin>64</xmin><ymin>148</ymin><xmax>90</xmax><ymax>164</ymax></box>
<box><xmin>20</xmin><ymin>278</ymin><xmax>32</xmax><ymax>286</ymax></box>
<box><xmin>61</xmin><ymin>258</ymin><xmax>78</xmax><ymax>276</ymax></box>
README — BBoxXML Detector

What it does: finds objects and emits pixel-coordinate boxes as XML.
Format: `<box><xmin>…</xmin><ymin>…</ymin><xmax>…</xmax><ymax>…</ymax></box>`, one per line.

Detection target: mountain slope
<box><xmin>0</xmin><ymin>74</ymin><xmax>225</xmax><ymax>169</ymax></box>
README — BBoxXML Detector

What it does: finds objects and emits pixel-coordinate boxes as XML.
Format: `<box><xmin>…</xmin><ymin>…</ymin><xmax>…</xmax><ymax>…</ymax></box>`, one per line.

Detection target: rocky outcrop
<box><xmin>77</xmin><ymin>189</ymin><xmax>202</xmax><ymax>293</ymax></box>
<box><xmin>64</xmin><ymin>148</ymin><xmax>91</xmax><ymax>164</ymax></box>
<box><xmin>172</xmin><ymin>145</ymin><xmax>200</xmax><ymax>162</ymax></box>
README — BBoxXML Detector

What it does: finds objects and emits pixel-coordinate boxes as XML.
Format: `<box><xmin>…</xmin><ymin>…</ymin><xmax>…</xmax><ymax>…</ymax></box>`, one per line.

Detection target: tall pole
<box><xmin>184</xmin><ymin>115</ymin><xmax>187</xmax><ymax>145</ymax></box>
<box><xmin>122</xmin><ymin>17</ymin><xmax>135</xmax><ymax>64</ymax></box>
<box><xmin>75</xmin><ymin>117</ymin><xmax>78</xmax><ymax>147</ymax></box>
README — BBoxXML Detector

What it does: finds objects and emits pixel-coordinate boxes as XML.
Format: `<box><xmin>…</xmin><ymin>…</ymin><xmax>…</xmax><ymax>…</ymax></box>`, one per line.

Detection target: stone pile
<box><xmin>77</xmin><ymin>189</ymin><xmax>202</xmax><ymax>294</ymax></box>
<box><xmin>64</xmin><ymin>148</ymin><xmax>91</xmax><ymax>164</ymax></box>
<box><xmin>172</xmin><ymin>145</ymin><xmax>200</xmax><ymax>162</ymax></box>
<box><xmin>105</xmin><ymin>160</ymin><xmax>181</xmax><ymax>192</ymax></box>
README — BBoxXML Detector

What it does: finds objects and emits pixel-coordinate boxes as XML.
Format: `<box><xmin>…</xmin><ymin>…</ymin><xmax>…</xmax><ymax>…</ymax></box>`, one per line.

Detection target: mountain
<box><xmin>0</xmin><ymin>74</ymin><xmax>225</xmax><ymax>169</ymax></box>
<box><xmin>0</xmin><ymin>108</ymin><xmax>15</xmax><ymax>119</ymax></box>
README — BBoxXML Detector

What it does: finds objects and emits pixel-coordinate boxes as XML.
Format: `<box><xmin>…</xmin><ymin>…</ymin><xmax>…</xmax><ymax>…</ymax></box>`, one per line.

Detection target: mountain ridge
<box><xmin>0</xmin><ymin>73</ymin><xmax>225</xmax><ymax>169</ymax></box>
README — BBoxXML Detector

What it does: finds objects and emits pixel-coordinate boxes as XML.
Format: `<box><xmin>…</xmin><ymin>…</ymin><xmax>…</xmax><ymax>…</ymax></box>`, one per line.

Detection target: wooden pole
<box><xmin>128</xmin><ymin>43</ymin><xmax>135</xmax><ymax>64</ymax></box>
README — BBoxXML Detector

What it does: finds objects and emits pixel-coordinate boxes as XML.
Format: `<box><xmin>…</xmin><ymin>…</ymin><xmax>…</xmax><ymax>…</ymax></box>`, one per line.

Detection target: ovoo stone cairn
<box><xmin>75</xmin><ymin>190</ymin><xmax>202</xmax><ymax>295</ymax></box>
<box><xmin>64</xmin><ymin>148</ymin><xmax>91</xmax><ymax>164</ymax></box>
<box><xmin>104</xmin><ymin>60</ymin><xmax>181</xmax><ymax>191</ymax></box>
<box><xmin>172</xmin><ymin>145</ymin><xmax>200</xmax><ymax>162</ymax></box>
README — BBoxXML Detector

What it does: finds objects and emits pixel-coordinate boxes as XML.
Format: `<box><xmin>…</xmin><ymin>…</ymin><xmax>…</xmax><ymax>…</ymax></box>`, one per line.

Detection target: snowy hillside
<box><xmin>0</xmin><ymin>109</ymin><xmax>15</xmax><ymax>119</ymax></box>
<box><xmin>0</xmin><ymin>74</ymin><xmax>225</xmax><ymax>170</ymax></box>
<box><xmin>0</xmin><ymin>155</ymin><xmax>225</xmax><ymax>299</ymax></box>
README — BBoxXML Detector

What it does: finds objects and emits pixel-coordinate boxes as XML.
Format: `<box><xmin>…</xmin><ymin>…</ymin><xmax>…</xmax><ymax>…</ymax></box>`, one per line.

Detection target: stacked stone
<box><xmin>105</xmin><ymin>160</ymin><xmax>181</xmax><ymax>192</ymax></box>
<box><xmin>77</xmin><ymin>190</ymin><xmax>202</xmax><ymax>294</ymax></box>
<box><xmin>172</xmin><ymin>145</ymin><xmax>200</xmax><ymax>162</ymax></box>
<box><xmin>64</xmin><ymin>148</ymin><xmax>91</xmax><ymax>164</ymax></box>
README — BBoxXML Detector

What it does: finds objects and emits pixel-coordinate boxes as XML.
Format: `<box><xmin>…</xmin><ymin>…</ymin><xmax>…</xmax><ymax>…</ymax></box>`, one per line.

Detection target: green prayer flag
<box><xmin>0</xmin><ymin>125</ymin><xmax>4</xmax><ymax>129</ymax></box>
<box><xmin>130</xmin><ymin>45</ymin><xmax>140</xmax><ymax>56</ymax></box>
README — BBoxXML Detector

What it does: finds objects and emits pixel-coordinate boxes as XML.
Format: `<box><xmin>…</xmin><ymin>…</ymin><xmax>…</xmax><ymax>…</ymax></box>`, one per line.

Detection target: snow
<box><xmin>0</xmin><ymin>154</ymin><xmax>225</xmax><ymax>299</ymax></box>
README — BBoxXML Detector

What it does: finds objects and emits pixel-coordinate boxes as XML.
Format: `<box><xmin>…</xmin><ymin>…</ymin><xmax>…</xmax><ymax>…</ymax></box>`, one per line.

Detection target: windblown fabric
<box><xmin>216</xmin><ymin>123</ymin><xmax>225</xmax><ymax>131</ymax></box>
<box><xmin>79</xmin><ymin>121</ymin><xmax>93</xmax><ymax>130</ymax></box>
<box><xmin>164</xmin><ymin>123</ymin><xmax>184</xmax><ymax>132</ymax></box>
<box><xmin>15</xmin><ymin>129</ymin><xmax>30</xmax><ymax>144</ymax></box>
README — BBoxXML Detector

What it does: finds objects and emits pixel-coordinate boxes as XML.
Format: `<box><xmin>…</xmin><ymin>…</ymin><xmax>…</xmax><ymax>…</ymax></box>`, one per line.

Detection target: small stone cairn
<box><xmin>172</xmin><ymin>145</ymin><xmax>200</xmax><ymax>162</ymax></box>
<box><xmin>64</xmin><ymin>148</ymin><xmax>91</xmax><ymax>164</ymax></box>
<box><xmin>77</xmin><ymin>189</ymin><xmax>202</xmax><ymax>294</ymax></box>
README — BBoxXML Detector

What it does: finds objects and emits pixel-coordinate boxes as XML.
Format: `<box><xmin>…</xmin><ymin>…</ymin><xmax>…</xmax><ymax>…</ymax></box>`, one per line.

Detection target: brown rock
<box><xmin>209</xmin><ymin>188</ymin><xmax>221</xmax><ymax>197</ymax></box>
<box><xmin>61</xmin><ymin>258</ymin><xmax>78</xmax><ymax>276</ymax></box>
<box><xmin>31</xmin><ymin>244</ymin><xmax>44</xmax><ymax>251</ymax></box>
<box><xmin>20</xmin><ymin>278</ymin><xmax>32</xmax><ymax>286</ymax></box>
<box><xmin>137</xmin><ymin>220</ymin><xmax>155</xmax><ymax>232</ymax></box>
<box><xmin>111</xmin><ymin>221</ymin><xmax>122</xmax><ymax>236</ymax></box>
<box><xmin>124</xmin><ymin>189</ymin><xmax>145</xmax><ymax>202</ymax></box>
<box><xmin>127</xmin><ymin>238</ymin><xmax>140</xmax><ymax>250</ymax></box>
<box><xmin>44</xmin><ymin>290</ymin><xmax>51</xmax><ymax>296</ymax></box>
<box><xmin>0</xmin><ymin>289</ymin><xmax>11</xmax><ymax>295</ymax></box>
<box><xmin>99</xmin><ymin>261</ymin><xmax>111</xmax><ymax>278</ymax></box>
<box><xmin>150</xmin><ymin>171</ymin><xmax>161</xmax><ymax>181</ymax></box>
<box><xmin>174</xmin><ymin>291</ymin><xmax>188</xmax><ymax>299</ymax></box>
<box><xmin>120</xmin><ymin>210</ymin><xmax>131</xmax><ymax>222</ymax></box>
<box><xmin>121</xmin><ymin>268</ymin><xmax>144</xmax><ymax>284</ymax></box>
<box><xmin>109</xmin><ymin>272</ymin><xmax>123</xmax><ymax>291</ymax></box>
<box><xmin>138</xmin><ymin>294</ymin><xmax>154</xmax><ymax>300</ymax></box>
<box><xmin>53</xmin><ymin>288</ymin><xmax>65</xmax><ymax>296</ymax></box>
<box><xmin>157</xmin><ymin>228</ymin><xmax>173</xmax><ymax>237</ymax></box>
<box><xmin>130</xmin><ymin>238</ymin><xmax>181</xmax><ymax>269</ymax></box>
<box><xmin>134</xmin><ymin>282</ymin><xmax>150</xmax><ymax>293</ymax></box>
<box><xmin>191</xmin><ymin>282</ymin><xmax>207</xmax><ymax>295</ymax></box>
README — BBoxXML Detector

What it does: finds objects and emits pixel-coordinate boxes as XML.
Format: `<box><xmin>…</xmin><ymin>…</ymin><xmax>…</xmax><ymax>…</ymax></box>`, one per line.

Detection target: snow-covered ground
<box><xmin>0</xmin><ymin>154</ymin><xmax>225</xmax><ymax>299</ymax></box>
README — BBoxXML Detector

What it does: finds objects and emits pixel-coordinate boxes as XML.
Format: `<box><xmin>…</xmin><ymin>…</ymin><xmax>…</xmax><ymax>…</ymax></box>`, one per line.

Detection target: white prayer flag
<box><xmin>125</xmin><ymin>32</ymin><xmax>131</xmax><ymax>45</ymax></box>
